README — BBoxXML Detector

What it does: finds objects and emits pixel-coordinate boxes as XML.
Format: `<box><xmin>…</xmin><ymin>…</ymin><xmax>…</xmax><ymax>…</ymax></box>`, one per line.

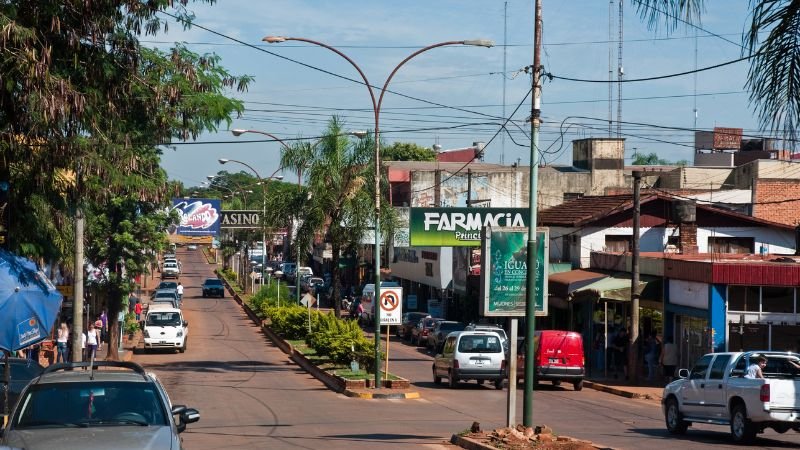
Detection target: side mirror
<box><xmin>677</xmin><ymin>368</ymin><xmax>689</xmax><ymax>379</ymax></box>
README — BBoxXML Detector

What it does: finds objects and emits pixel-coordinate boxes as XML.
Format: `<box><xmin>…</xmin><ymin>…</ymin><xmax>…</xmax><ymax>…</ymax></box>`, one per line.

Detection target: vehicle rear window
<box><xmin>14</xmin><ymin>381</ymin><xmax>168</xmax><ymax>428</ymax></box>
<box><xmin>204</xmin><ymin>279</ymin><xmax>223</xmax><ymax>286</ymax></box>
<box><xmin>458</xmin><ymin>335</ymin><xmax>502</xmax><ymax>353</ymax></box>
<box><xmin>440</xmin><ymin>322</ymin><xmax>465</xmax><ymax>332</ymax></box>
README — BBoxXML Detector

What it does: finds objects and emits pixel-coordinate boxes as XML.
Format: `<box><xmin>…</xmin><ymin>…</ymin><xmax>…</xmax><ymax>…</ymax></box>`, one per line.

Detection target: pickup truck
<box><xmin>662</xmin><ymin>351</ymin><xmax>800</xmax><ymax>443</ymax></box>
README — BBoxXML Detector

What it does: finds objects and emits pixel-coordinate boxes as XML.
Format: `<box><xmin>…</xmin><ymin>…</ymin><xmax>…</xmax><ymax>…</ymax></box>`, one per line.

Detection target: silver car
<box><xmin>1</xmin><ymin>361</ymin><xmax>199</xmax><ymax>450</ymax></box>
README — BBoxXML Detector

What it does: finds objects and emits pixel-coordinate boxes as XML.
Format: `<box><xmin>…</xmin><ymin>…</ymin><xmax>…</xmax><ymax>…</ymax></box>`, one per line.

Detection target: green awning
<box><xmin>571</xmin><ymin>274</ymin><xmax>661</xmax><ymax>302</ymax></box>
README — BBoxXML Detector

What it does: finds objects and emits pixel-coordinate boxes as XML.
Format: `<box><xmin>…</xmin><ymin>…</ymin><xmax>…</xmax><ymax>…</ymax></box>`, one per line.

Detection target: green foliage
<box><xmin>264</xmin><ymin>305</ymin><xmax>315</xmax><ymax>340</ymax></box>
<box><xmin>306</xmin><ymin>313</ymin><xmax>376</xmax><ymax>370</ymax></box>
<box><xmin>381</xmin><ymin>142</ymin><xmax>437</xmax><ymax>161</ymax></box>
<box><xmin>124</xmin><ymin>313</ymin><xmax>140</xmax><ymax>335</ymax></box>
<box><xmin>631</xmin><ymin>152</ymin><xmax>673</xmax><ymax>166</ymax></box>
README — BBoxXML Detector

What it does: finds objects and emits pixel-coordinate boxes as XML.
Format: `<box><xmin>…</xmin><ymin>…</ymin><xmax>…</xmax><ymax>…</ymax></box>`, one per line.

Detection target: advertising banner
<box><xmin>171</xmin><ymin>199</ymin><xmax>221</xmax><ymax>236</ymax></box>
<box><xmin>480</xmin><ymin>227</ymin><xmax>548</xmax><ymax>317</ymax></box>
<box><xmin>409</xmin><ymin>207</ymin><xmax>528</xmax><ymax>247</ymax></box>
<box><xmin>220</xmin><ymin>210</ymin><xmax>262</xmax><ymax>229</ymax></box>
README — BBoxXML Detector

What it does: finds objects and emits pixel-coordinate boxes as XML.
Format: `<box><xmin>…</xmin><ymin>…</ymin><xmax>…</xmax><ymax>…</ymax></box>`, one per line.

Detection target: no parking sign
<box><xmin>378</xmin><ymin>287</ymin><xmax>403</xmax><ymax>325</ymax></box>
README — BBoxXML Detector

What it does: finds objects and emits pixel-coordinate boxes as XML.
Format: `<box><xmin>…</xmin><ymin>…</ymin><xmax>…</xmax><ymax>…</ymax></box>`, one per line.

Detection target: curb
<box><xmin>450</xmin><ymin>433</ymin><xmax>615</xmax><ymax>450</ymax></box>
<box><xmin>343</xmin><ymin>389</ymin><xmax>421</xmax><ymax>399</ymax></box>
<box><xmin>583</xmin><ymin>381</ymin><xmax>655</xmax><ymax>400</ymax></box>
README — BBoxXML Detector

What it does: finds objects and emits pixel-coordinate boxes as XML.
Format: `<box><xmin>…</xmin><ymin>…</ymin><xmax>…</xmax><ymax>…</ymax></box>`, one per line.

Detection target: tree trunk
<box><xmin>331</xmin><ymin>240</ymin><xmax>342</xmax><ymax>318</ymax></box>
<box><xmin>104</xmin><ymin>277</ymin><xmax>123</xmax><ymax>361</ymax></box>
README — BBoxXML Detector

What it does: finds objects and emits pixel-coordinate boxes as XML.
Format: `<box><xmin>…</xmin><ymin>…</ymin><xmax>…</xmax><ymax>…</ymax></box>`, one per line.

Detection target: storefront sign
<box><xmin>220</xmin><ymin>210</ymin><xmax>262</xmax><ymax>229</ymax></box>
<box><xmin>480</xmin><ymin>227</ymin><xmax>548</xmax><ymax>317</ymax></box>
<box><xmin>409</xmin><ymin>207</ymin><xmax>528</xmax><ymax>247</ymax></box>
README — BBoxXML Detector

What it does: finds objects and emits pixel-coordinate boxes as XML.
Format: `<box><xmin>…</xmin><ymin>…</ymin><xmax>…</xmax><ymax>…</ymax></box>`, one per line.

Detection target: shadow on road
<box><xmin>632</xmin><ymin>427</ymin><xmax>800</xmax><ymax>447</ymax></box>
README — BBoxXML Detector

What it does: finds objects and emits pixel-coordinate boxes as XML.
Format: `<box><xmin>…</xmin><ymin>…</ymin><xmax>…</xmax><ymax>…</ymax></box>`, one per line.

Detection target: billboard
<box><xmin>409</xmin><ymin>207</ymin><xmax>528</xmax><ymax>247</ymax></box>
<box><xmin>220</xmin><ymin>210</ymin><xmax>262</xmax><ymax>229</ymax></box>
<box><xmin>171</xmin><ymin>199</ymin><xmax>221</xmax><ymax>236</ymax></box>
<box><xmin>479</xmin><ymin>227</ymin><xmax>548</xmax><ymax>317</ymax></box>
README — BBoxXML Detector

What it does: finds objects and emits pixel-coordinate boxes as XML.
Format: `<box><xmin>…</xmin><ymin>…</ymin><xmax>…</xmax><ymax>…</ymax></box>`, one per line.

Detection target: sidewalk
<box><xmin>584</xmin><ymin>376</ymin><xmax>665</xmax><ymax>402</ymax></box>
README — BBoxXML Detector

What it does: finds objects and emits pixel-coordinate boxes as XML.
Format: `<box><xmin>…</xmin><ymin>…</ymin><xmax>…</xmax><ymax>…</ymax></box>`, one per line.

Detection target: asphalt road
<box><xmin>132</xmin><ymin>248</ymin><xmax>800</xmax><ymax>450</ymax></box>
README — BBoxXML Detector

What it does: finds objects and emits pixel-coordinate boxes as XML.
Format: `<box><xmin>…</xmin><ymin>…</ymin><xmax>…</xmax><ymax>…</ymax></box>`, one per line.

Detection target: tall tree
<box><xmin>635</xmin><ymin>1</ymin><xmax>800</xmax><ymax>141</ymax></box>
<box><xmin>279</xmin><ymin>117</ymin><xmax>395</xmax><ymax>317</ymax></box>
<box><xmin>382</xmin><ymin>142</ymin><xmax>437</xmax><ymax>161</ymax></box>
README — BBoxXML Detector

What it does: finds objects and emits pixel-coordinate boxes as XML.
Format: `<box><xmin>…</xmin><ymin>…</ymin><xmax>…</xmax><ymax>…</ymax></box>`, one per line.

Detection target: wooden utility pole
<box><xmin>628</xmin><ymin>170</ymin><xmax>642</xmax><ymax>383</ymax></box>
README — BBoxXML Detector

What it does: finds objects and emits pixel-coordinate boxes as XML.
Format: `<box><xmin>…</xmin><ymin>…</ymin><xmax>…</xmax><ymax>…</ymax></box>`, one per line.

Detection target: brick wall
<box><xmin>753</xmin><ymin>179</ymin><xmax>800</xmax><ymax>226</ymax></box>
<box><xmin>679</xmin><ymin>223</ymin><xmax>698</xmax><ymax>254</ymax></box>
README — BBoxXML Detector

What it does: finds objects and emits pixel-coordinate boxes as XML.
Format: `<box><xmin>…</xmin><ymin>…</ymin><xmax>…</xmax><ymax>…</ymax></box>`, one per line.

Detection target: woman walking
<box><xmin>56</xmin><ymin>322</ymin><xmax>69</xmax><ymax>363</ymax></box>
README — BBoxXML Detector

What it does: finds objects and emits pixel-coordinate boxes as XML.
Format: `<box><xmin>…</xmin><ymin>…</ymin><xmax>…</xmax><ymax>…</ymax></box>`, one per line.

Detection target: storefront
<box><xmin>390</xmin><ymin>246</ymin><xmax>453</xmax><ymax>317</ymax></box>
<box><xmin>725</xmin><ymin>285</ymin><xmax>800</xmax><ymax>353</ymax></box>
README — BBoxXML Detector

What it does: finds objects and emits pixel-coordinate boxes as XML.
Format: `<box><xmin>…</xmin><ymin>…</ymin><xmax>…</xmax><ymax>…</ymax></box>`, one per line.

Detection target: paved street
<box><xmin>131</xmin><ymin>248</ymin><xmax>800</xmax><ymax>449</ymax></box>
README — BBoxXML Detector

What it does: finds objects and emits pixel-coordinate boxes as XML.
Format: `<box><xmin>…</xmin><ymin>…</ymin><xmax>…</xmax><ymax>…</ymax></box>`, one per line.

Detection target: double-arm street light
<box><xmin>264</xmin><ymin>35</ymin><xmax>493</xmax><ymax>388</ymax></box>
<box><xmin>217</xmin><ymin>158</ymin><xmax>284</xmax><ymax>289</ymax></box>
<box><xmin>202</xmin><ymin>180</ymin><xmax>254</xmax><ymax>208</ymax></box>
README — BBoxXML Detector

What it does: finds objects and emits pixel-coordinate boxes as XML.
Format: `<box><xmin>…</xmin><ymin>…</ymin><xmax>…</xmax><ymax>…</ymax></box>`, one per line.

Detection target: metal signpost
<box><xmin>379</xmin><ymin>286</ymin><xmax>402</xmax><ymax>378</ymax></box>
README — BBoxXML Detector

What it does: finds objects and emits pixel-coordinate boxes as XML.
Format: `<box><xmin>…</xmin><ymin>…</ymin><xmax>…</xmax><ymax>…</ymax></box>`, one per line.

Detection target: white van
<box><xmin>433</xmin><ymin>330</ymin><xmax>506</xmax><ymax>389</ymax></box>
<box><xmin>360</xmin><ymin>281</ymin><xmax>400</xmax><ymax>322</ymax></box>
<box><xmin>143</xmin><ymin>306</ymin><xmax>188</xmax><ymax>353</ymax></box>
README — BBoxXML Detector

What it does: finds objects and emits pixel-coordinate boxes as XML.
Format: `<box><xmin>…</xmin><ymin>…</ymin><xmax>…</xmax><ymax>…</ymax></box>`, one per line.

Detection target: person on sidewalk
<box><xmin>644</xmin><ymin>333</ymin><xmax>661</xmax><ymax>383</ymax></box>
<box><xmin>134</xmin><ymin>301</ymin><xmax>143</xmax><ymax>323</ymax></box>
<box><xmin>85</xmin><ymin>322</ymin><xmax>100</xmax><ymax>361</ymax></box>
<box><xmin>660</xmin><ymin>336</ymin><xmax>678</xmax><ymax>383</ymax></box>
<box><xmin>56</xmin><ymin>322</ymin><xmax>69</xmax><ymax>363</ymax></box>
<box><xmin>177</xmin><ymin>282</ymin><xmax>184</xmax><ymax>303</ymax></box>
<box><xmin>612</xmin><ymin>328</ymin><xmax>629</xmax><ymax>379</ymax></box>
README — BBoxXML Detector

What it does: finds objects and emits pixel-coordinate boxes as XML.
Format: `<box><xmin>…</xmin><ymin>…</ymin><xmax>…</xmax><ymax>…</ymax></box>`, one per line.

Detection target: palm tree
<box><xmin>279</xmin><ymin>117</ymin><xmax>390</xmax><ymax>317</ymax></box>
<box><xmin>635</xmin><ymin>1</ymin><xmax>800</xmax><ymax>141</ymax></box>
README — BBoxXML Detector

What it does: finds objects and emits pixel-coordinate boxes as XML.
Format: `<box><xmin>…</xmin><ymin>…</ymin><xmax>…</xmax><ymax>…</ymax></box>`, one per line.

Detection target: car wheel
<box><xmin>494</xmin><ymin>379</ymin><xmax>504</xmax><ymax>390</ymax></box>
<box><xmin>433</xmin><ymin>367</ymin><xmax>442</xmax><ymax>385</ymax></box>
<box><xmin>731</xmin><ymin>403</ymin><xmax>757</xmax><ymax>443</ymax></box>
<box><xmin>665</xmin><ymin>397</ymin><xmax>689</xmax><ymax>435</ymax></box>
<box><xmin>448</xmin><ymin>371</ymin><xmax>458</xmax><ymax>388</ymax></box>
<box><xmin>573</xmin><ymin>380</ymin><xmax>583</xmax><ymax>391</ymax></box>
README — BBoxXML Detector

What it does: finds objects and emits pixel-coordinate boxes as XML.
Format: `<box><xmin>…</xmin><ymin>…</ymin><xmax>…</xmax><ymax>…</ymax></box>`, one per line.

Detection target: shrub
<box><xmin>307</xmin><ymin>313</ymin><xmax>379</xmax><ymax>370</ymax></box>
<box><xmin>266</xmin><ymin>305</ymin><xmax>314</xmax><ymax>340</ymax></box>
<box><xmin>123</xmin><ymin>313</ymin><xmax>139</xmax><ymax>334</ymax></box>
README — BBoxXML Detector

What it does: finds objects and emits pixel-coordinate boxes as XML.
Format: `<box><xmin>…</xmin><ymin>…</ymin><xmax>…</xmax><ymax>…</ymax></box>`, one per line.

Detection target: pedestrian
<box><xmin>100</xmin><ymin>309</ymin><xmax>108</xmax><ymax>343</ymax></box>
<box><xmin>745</xmin><ymin>355</ymin><xmax>768</xmax><ymax>379</ymax></box>
<box><xmin>612</xmin><ymin>328</ymin><xmax>629</xmax><ymax>378</ymax></box>
<box><xmin>85</xmin><ymin>322</ymin><xmax>100</xmax><ymax>361</ymax></box>
<box><xmin>80</xmin><ymin>328</ymin><xmax>87</xmax><ymax>362</ymax></box>
<box><xmin>56</xmin><ymin>322</ymin><xmax>69</xmax><ymax>363</ymax></box>
<box><xmin>660</xmin><ymin>336</ymin><xmax>678</xmax><ymax>383</ymax></box>
<box><xmin>593</xmin><ymin>331</ymin><xmax>605</xmax><ymax>372</ymax></box>
<box><xmin>134</xmin><ymin>301</ymin><xmax>143</xmax><ymax>322</ymax></box>
<box><xmin>177</xmin><ymin>282</ymin><xmax>184</xmax><ymax>302</ymax></box>
<box><xmin>644</xmin><ymin>333</ymin><xmax>661</xmax><ymax>383</ymax></box>
<box><xmin>128</xmin><ymin>293</ymin><xmax>137</xmax><ymax>313</ymax></box>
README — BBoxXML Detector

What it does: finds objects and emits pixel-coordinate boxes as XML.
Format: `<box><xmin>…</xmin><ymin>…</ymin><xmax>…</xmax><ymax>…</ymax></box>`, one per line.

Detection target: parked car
<box><xmin>515</xmin><ymin>330</ymin><xmax>585</xmax><ymax>391</ymax></box>
<box><xmin>2</xmin><ymin>361</ymin><xmax>200</xmax><ymax>450</ymax></box>
<box><xmin>161</xmin><ymin>261</ymin><xmax>180</xmax><ymax>279</ymax></box>
<box><xmin>187</xmin><ymin>244</ymin><xmax>198</xmax><ymax>250</ymax></box>
<box><xmin>397</xmin><ymin>312</ymin><xmax>428</xmax><ymax>340</ymax></box>
<box><xmin>152</xmin><ymin>289</ymin><xmax>181</xmax><ymax>309</ymax></box>
<box><xmin>201</xmin><ymin>278</ymin><xmax>225</xmax><ymax>298</ymax></box>
<box><xmin>433</xmin><ymin>330</ymin><xmax>506</xmax><ymax>389</ymax></box>
<box><xmin>0</xmin><ymin>357</ymin><xmax>44</xmax><ymax>411</ymax></box>
<box><xmin>428</xmin><ymin>321</ymin><xmax>467</xmax><ymax>352</ymax></box>
<box><xmin>411</xmin><ymin>317</ymin><xmax>442</xmax><ymax>347</ymax></box>
<box><xmin>157</xmin><ymin>281</ymin><xmax>178</xmax><ymax>291</ymax></box>
<box><xmin>662</xmin><ymin>351</ymin><xmax>800</xmax><ymax>443</ymax></box>
<box><xmin>143</xmin><ymin>306</ymin><xmax>188</xmax><ymax>353</ymax></box>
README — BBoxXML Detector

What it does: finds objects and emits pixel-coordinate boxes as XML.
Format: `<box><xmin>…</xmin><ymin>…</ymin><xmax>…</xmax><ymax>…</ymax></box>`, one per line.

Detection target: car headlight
<box><xmin>177</xmin><ymin>330</ymin><xmax>183</xmax><ymax>337</ymax></box>
<box><xmin>144</xmin><ymin>330</ymin><xmax>150</xmax><ymax>338</ymax></box>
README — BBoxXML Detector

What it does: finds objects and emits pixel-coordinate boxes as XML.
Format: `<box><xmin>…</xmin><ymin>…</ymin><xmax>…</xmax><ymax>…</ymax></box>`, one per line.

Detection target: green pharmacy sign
<box><xmin>409</xmin><ymin>207</ymin><xmax>528</xmax><ymax>247</ymax></box>
<box><xmin>480</xmin><ymin>227</ymin><xmax>548</xmax><ymax>317</ymax></box>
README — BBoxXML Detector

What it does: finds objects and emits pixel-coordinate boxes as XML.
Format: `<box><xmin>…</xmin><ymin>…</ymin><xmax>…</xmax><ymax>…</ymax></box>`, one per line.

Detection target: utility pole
<box><xmin>523</xmin><ymin>0</ymin><xmax>542</xmax><ymax>428</ymax></box>
<box><xmin>628</xmin><ymin>170</ymin><xmax>642</xmax><ymax>383</ymax></box>
<box><xmin>72</xmin><ymin>207</ymin><xmax>84</xmax><ymax>362</ymax></box>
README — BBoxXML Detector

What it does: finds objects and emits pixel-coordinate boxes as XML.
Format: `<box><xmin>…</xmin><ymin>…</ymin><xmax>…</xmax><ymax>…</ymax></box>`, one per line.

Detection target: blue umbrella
<box><xmin>0</xmin><ymin>249</ymin><xmax>63</xmax><ymax>353</ymax></box>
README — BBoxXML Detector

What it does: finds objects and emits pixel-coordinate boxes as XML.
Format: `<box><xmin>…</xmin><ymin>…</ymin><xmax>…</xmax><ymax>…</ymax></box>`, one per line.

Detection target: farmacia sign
<box><xmin>409</xmin><ymin>207</ymin><xmax>528</xmax><ymax>247</ymax></box>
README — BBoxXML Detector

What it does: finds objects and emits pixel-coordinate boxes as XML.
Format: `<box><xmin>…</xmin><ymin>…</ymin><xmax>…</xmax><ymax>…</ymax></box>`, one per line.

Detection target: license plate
<box><xmin>160</xmin><ymin>341</ymin><xmax>167</xmax><ymax>344</ymax></box>
<box><xmin>471</xmin><ymin>360</ymin><xmax>485</xmax><ymax>365</ymax></box>
<box><xmin>548</xmin><ymin>358</ymin><xmax>560</xmax><ymax>364</ymax></box>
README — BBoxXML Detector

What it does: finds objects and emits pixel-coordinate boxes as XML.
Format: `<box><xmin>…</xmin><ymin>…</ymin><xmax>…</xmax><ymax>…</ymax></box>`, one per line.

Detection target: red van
<box><xmin>516</xmin><ymin>330</ymin><xmax>585</xmax><ymax>390</ymax></box>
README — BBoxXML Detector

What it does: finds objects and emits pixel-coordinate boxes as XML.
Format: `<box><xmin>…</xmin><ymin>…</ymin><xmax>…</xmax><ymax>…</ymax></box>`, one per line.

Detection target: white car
<box><xmin>433</xmin><ymin>331</ymin><xmax>506</xmax><ymax>389</ymax></box>
<box><xmin>162</xmin><ymin>261</ymin><xmax>180</xmax><ymax>279</ymax></box>
<box><xmin>143</xmin><ymin>306</ymin><xmax>188</xmax><ymax>353</ymax></box>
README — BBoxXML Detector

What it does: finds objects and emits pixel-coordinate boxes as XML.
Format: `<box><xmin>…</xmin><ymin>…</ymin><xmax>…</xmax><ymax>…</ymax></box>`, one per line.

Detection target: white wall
<box><xmin>390</xmin><ymin>247</ymin><xmax>453</xmax><ymax>289</ymax></box>
<box><xmin>669</xmin><ymin>280</ymin><xmax>709</xmax><ymax>310</ymax></box>
<box><xmin>578</xmin><ymin>227</ymin><xmax>665</xmax><ymax>268</ymax></box>
<box><xmin>696</xmin><ymin>227</ymin><xmax>795</xmax><ymax>254</ymax></box>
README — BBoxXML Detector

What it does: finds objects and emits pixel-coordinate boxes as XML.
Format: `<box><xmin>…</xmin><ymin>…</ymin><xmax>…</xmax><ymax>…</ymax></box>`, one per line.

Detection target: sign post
<box><xmin>379</xmin><ymin>287</ymin><xmax>402</xmax><ymax>379</ymax></box>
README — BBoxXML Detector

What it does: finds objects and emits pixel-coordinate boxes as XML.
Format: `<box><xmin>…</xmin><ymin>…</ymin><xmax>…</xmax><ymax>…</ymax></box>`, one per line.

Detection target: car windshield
<box><xmin>458</xmin><ymin>335</ymin><xmax>502</xmax><ymax>353</ymax></box>
<box><xmin>13</xmin><ymin>381</ymin><xmax>168</xmax><ymax>428</ymax></box>
<box><xmin>440</xmin><ymin>322</ymin><xmax>465</xmax><ymax>332</ymax></box>
<box><xmin>204</xmin><ymin>279</ymin><xmax>223</xmax><ymax>286</ymax></box>
<box><xmin>154</xmin><ymin>292</ymin><xmax>176</xmax><ymax>299</ymax></box>
<box><xmin>157</xmin><ymin>282</ymin><xmax>177</xmax><ymax>290</ymax></box>
<box><xmin>147</xmin><ymin>312</ymin><xmax>182</xmax><ymax>327</ymax></box>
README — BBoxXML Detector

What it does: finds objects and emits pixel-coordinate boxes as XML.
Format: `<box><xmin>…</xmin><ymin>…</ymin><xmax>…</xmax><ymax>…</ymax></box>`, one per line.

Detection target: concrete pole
<box><xmin>629</xmin><ymin>170</ymin><xmax>642</xmax><ymax>383</ymax></box>
<box><xmin>71</xmin><ymin>207</ymin><xmax>85</xmax><ymax>362</ymax></box>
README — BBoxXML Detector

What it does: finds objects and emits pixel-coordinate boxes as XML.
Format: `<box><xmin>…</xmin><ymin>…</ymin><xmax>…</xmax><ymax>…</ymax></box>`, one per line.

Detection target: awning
<box><xmin>549</xmin><ymin>269</ymin><xmax>661</xmax><ymax>303</ymax></box>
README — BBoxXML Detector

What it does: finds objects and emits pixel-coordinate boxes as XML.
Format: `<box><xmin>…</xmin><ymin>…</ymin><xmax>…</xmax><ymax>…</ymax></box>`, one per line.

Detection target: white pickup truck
<box><xmin>662</xmin><ymin>351</ymin><xmax>800</xmax><ymax>443</ymax></box>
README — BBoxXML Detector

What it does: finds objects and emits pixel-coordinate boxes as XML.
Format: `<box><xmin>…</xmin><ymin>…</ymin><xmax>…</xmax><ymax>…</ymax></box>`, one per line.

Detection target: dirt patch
<box><xmin>460</xmin><ymin>423</ymin><xmax>597</xmax><ymax>450</ymax></box>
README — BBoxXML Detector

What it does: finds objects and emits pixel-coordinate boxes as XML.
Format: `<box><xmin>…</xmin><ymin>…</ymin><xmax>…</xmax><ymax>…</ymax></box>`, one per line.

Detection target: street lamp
<box><xmin>264</xmin><ymin>35</ymin><xmax>493</xmax><ymax>388</ymax></box>
<box><xmin>218</xmin><ymin>158</ymin><xmax>283</xmax><ymax>291</ymax></box>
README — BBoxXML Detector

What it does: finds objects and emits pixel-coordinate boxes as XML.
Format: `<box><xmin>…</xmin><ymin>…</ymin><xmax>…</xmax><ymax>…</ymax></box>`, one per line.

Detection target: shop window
<box><xmin>761</xmin><ymin>287</ymin><xmax>794</xmax><ymax>314</ymax></box>
<box><xmin>727</xmin><ymin>286</ymin><xmax>760</xmax><ymax>312</ymax></box>
<box><xmin>708</xmin><ymin>236</ymin><xmax>754</xmax><ymax>254</ymax></box>
<box><xmin>605</xmin><ymin>235</ymin><xmax>631</xmax><ymax>253</ymax></box>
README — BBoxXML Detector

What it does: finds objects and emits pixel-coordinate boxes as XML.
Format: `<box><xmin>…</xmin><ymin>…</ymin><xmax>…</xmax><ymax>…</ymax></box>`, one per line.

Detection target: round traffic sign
<box><xmin>379</xmin><ymin>290</ymin><xmax>400</xmax><ymax>312</ymax></box>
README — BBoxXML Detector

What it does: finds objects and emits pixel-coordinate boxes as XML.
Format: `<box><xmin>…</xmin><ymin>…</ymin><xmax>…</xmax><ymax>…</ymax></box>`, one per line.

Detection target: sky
<box><xmin>150</xmin><ymin>0</ymin><xmax>759</xmax><ymax>187</ymax></box>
